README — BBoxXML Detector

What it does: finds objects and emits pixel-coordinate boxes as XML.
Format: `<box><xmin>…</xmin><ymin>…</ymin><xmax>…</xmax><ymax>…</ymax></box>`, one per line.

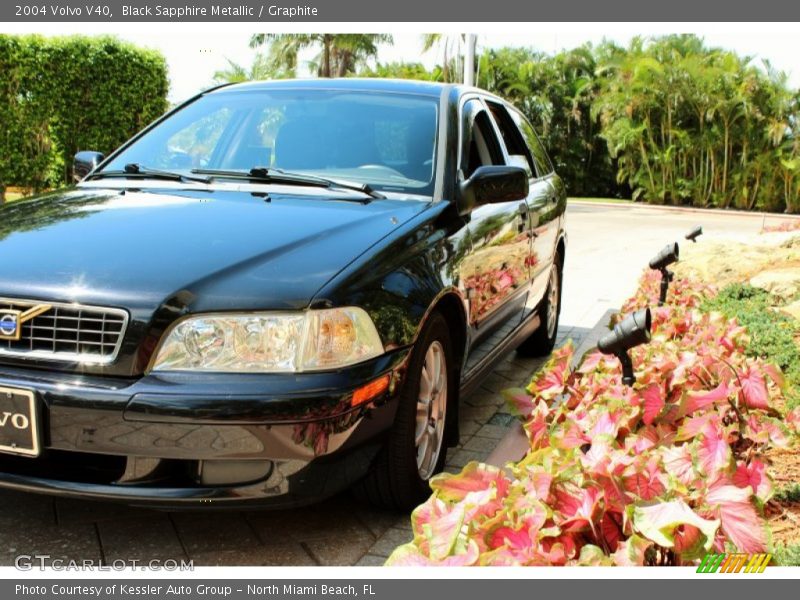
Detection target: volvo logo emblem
<box><xmin>0</xmin><ymin>314</ymin><xmax>17</xmax><ymax>338</ymax></box>
<box><xmin>0</xmin><ymin>305</ymin><xmax>52</xmax><ymax>341</ymax></box>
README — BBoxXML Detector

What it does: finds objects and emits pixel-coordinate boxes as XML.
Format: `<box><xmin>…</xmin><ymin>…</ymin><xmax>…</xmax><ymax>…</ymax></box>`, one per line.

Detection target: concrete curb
<box><xmin>569</xmin><ymin>199</ymin><xmax>800</xmax><ymax>221</ymax></box>
<box><xmin>485</xmin><ymin>309</ymin><xmax>617</xmax><ymax>467</ymax></box>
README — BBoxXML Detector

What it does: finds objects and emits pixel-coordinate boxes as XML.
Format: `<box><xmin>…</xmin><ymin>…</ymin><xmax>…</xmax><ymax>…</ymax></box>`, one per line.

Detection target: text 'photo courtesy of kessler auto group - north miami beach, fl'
<box><xmin>2</xmin><ymin>0</ymin><xmax>800</xmax><ymax>597</ymax></box>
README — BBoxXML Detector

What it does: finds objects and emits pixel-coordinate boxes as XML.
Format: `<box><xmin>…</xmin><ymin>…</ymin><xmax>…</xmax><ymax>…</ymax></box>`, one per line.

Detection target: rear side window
<box><xmin>486</xmin><ymin>101</ymin><xmax>535</xmax><ymax>177</ymax></box>
<box><xmin>508</xmin><ymin>108</ymin><xmax>554</xmax><ymax>178</ymax></box>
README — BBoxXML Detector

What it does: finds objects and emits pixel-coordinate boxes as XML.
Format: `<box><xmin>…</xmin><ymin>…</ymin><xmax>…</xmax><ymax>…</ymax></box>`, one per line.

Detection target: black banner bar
<box><xmin>3</xmin><ymin>579</ymin><xmax>798</xmax><ymax>600</ymax></box>
<box><xmin>1</xmin><ymin>0</ymin><xmax>799</xmax><ymax>22</ymax></box>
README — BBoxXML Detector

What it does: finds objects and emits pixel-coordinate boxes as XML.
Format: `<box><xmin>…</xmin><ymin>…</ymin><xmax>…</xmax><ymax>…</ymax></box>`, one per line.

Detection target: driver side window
<box><xmin>461</xmin><ymin>100</ymin><xmax>504</xmax><ymax>179</ymax></box>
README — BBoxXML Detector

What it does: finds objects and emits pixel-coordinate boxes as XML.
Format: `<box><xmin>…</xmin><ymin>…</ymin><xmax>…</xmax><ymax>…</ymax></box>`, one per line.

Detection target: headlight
<box><xmin>150</xmin><ymin>308</ymin><xmax>384</xmax><ymax>373</ymax></box>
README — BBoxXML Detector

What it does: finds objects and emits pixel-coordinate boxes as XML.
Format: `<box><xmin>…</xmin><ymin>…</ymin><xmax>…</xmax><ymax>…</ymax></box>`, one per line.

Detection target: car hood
<box><xmin>0</xmin><ymin>185</ymin><xmax>431</xmax><ymax>316</ymax></box>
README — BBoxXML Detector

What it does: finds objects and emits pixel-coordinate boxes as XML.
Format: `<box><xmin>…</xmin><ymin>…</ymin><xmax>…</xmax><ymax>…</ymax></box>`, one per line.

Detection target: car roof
<box><xmin>206</xmin><ymin>78</ymin><xmax>491</xmax><ymax>100</ymax></box>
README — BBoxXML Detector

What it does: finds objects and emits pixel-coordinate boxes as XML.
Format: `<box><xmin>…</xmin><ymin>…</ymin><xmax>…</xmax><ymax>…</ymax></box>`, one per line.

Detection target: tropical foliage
<box><xmin>213</xmin><ymin>48</ymin><xmax>296</xmax><ymax>83</ymax></box>
<box><xmin>594</xmin><ymin>36</ymin><xmax>800</xmax><ymax>211</ymax></box>
<box><xmin>386</xmin><ymin>270</ymin><xmax>800</xmax><ymax>566</ymax></box>
<box><xmin>475</xmin><ymin>46</ymin><xmax>620</xmax><ymax>198</ymax></box>
<box><xmin>6</xmin><ymin>32</ymin><xmax>800</xmax><ymax>212</ymax></box>
<box><xmin>249</xmin><ymin>34</ymin><xmax>392</xmax><ymax>78</ymax></box>
<box><xmin>0</xmin><ymin>34</ymin><xmax>168</xmax><ymax>199</ymax></box>
<box><xmin>359</xmin><ymin>61</ymin><xmax>442</xmax><ymax>82</ymax></box>
<box><xmin>362</xmin><ymin>35</ymin><xmax>800</xmax><ymax>209</ymax></box>
<box><xmin>420</xmin><ymin>34</ymin><xmax>469</xmax><ymax>84</ymax></box>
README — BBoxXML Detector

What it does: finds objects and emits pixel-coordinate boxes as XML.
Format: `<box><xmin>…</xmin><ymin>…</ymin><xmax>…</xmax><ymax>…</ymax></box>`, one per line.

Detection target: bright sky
<box><xmin>82</xmin><ymin>28</ymin><xmax>800</xmax><ymax>102</ymax></box>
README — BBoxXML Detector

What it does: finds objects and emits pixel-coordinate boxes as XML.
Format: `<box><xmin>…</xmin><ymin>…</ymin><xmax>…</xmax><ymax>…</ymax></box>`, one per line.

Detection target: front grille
<box><xmin>0</xmin><ymin>298</ymin><xmax>128</xmax><ymax>364</ymax></box>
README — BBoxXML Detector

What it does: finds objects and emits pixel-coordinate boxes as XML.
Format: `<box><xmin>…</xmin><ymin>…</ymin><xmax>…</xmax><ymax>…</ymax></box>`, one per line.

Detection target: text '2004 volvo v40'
<box><xmin>0</xmin><ymin>79</ymin><xmax>566</xmax><ymax>509</ymax></box>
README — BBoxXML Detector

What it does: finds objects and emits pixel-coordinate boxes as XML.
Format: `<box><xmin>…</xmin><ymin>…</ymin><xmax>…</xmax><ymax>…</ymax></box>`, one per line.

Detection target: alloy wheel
<box><xmin>414</xmin><ymin>340</ymin><xmax>448</xmax><ymax>480</ymax></box>
<box><xmin>546</xmin><ymin>266</ymin><xmax>560</xmax><ymax>339</ymax></box>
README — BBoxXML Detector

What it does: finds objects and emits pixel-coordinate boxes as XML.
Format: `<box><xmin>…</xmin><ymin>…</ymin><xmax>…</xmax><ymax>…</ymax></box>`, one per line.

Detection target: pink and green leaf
<box><xmin>739</xmin><ymin>366</ymin><xmax>770</xmax><ymax>410</ymax></box>
<box><xmin>695</xmin><ymin>430</ymin><xmax>734</xmax><ymax>479</ymax></box>
<box><xmin>679</xmin><ymin>381</ymin><xmax>733</xmax><ymax>416</ymax></box>
<box><xmin>631</xmin><ymin>499</ymin><xmax>719</xmax><ymax>557</ymax></box>
<box><xmin>640</xmin><ymin>384</ymin><xmax>665</xmax><ymax>426</ymax></box>
<box><xmin>612</xmin><ymin>534</ymin><xmax>653</xmax><ymax>566</ymax></box>
<box><xmin>732</xmin><ymin>460</ymin><xmax>773</xmax><ymax>504</ymax></box>
<box><xmin>704</xmin><ymin>483</ymin><xmax>768</xmax><ymax>553</ymax></box>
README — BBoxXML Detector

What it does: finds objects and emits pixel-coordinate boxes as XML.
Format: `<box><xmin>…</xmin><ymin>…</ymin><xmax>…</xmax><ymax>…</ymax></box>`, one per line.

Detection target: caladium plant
<box><xmin>387</xmin><ymin>271</ymin><xmax>799</xmax><ymax>566</ymax></box>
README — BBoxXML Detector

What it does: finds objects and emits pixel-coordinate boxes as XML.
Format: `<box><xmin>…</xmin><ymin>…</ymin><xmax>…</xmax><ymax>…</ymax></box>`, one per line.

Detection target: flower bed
<box><xmin>386</xmin><ymin>270</ymin><xmax>800</xmax><ymax>566</ymax></box>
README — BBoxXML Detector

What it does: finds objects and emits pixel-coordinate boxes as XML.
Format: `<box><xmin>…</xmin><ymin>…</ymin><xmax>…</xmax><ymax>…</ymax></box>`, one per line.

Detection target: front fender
<box><xmin>310</xmin><ymin>200</ymin><xmax>468</xmax><ymax>351</ymax></box>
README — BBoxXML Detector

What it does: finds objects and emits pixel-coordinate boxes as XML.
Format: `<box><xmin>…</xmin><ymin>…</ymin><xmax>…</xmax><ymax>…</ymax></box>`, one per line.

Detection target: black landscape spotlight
<box><xmin>597</xmin><ymin>308</ymin><xmax>652</xmax><ymax>386</ymax></box>
<box><xmin>648</xmin><ymin>242</ymin><xmax>679</xmax><ymax>306</ymax></box>
<box><xmin>685</xmin><ymin>226</ymin><xmax>703</xmax><ymax>243</ymax></box>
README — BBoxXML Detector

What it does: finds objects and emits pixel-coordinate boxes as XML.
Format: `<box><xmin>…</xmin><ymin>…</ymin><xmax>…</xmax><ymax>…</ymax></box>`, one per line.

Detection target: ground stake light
<box><xmin>648</xmin><ymin>242</ymin><xmax>679</xmax><ymax>306</ymax></box>
<box><xmin>597</xmin><ymin>308</ymin><xmax>652</xmax><ymax>386</ymax></box>
<box><xmin>685</xmin><ymin>226</ymin><xmax>703</xmax><ymax>243</ymax></box>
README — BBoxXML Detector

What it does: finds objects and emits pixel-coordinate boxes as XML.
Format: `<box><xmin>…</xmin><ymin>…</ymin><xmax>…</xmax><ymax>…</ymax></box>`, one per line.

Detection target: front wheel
<box><xmin>517</xmin><ymin>250</ymin><xmax>563</xmax><ymax>357</ymax></box>
<box><xmin>355</xmin><ymin>312</ymin><xmax>453</xmax><ymax>510</ymax></box>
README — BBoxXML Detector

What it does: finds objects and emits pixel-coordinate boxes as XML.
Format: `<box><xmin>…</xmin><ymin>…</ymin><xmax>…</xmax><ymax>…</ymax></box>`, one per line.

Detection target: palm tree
<box><xmin>249</xmin><ymin>34</ymin><xmax>392</xmax><ymax>78</ymax></box>
<box><xmin>421</xmin><ymin>34</ymin><xmax>467</xmax><ymax>83</ymax></box>
<box><xmin>213</xmin><ymin>47</ymin><xmax>296</xmax><ymax>84</ymax></box>
<box><xmin>331</xmin><ymin>34</ymin><xmax>393</xmax><ymax>77</ymax></box>
<box><xmin>212</xmin><ymin>56</ymin><xmax>266</xmax><ymax>84</ymax></box>
<box><xmin>358</xmin><ymin>61</ymin><xmax>441</xmax><ymax>81</ymax></box>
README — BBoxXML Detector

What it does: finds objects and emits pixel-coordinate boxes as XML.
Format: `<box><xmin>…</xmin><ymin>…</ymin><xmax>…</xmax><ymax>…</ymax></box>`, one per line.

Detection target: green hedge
<box><xmin>0</xmin><ymin>35</ymin><xmax>168</xmax><ymax>199</ymax></box>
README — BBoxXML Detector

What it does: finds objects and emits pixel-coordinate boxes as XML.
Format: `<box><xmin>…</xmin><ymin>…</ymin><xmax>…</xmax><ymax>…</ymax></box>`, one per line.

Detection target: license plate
<box><xmin>0</xmin><ymin>386</ymin><xmax>39</xmax><ymax>457</ymax></box>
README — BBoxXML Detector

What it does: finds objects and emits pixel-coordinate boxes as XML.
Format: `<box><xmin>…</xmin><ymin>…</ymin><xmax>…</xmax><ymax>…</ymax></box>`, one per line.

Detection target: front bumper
<box><xmin>0</xmin><ymin>348</ymin><xmax>411</xmax><ymax>508</ymax></box>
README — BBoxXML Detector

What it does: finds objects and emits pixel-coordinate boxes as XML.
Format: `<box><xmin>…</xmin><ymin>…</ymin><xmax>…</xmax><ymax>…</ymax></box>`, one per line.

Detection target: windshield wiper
<box><xmin>191</xmin><ymin>167</ymin><xmax>385</xmax><ymax>201</ymax></box>
<box><xmin>87</xmin><ymin>163</ymin><xmax>211</xmax><ymax>184</ymax></box>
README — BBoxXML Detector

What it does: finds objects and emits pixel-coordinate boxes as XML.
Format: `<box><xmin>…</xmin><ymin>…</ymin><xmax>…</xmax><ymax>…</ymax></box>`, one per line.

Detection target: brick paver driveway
<box><xmin>0</xmin><ymin>202</ymin><xmax>777</xmax><ymax>566</ymax></box>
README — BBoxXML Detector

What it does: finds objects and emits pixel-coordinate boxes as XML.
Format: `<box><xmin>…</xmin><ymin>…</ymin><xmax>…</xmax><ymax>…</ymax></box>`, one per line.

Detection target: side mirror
<box><xmin>72</xmin><ymin>151</ymin><xmax>105</xmax><ymax>183</ymax></box>
<box><xmin>458</xmin><ymin>165</ymin><xmax>529</xmax><ymax>216</ymax></box>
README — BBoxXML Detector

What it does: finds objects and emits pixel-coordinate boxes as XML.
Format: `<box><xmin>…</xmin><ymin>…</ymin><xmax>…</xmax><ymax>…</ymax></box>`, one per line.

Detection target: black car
<box><xmin>0</xmin><ymin>79</ymin><xmax>566</xmax><ymax>509</ymax></box>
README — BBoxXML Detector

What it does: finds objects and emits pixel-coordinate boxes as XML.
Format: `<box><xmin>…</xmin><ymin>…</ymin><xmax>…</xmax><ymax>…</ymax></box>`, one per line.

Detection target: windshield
<box><xmin>102</xmin><ymin>88</ymin><xmax>439</xmax><ymax>196</ymax></box>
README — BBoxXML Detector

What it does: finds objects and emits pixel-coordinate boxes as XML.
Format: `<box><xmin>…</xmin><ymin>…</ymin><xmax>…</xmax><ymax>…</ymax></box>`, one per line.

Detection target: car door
<box><xmin>491</xmin><ymin>102</ymin><xmax>563</xmax><ymax>310</ymax></box>
<box><xmin>459</xmin><ymin>98</ymin><xmax>530</xmax><ymax>370</ymax></box>
<box><xmin>517</xmin><ymin>111</ymin><xmax>563</xmax><ymax>306</ymax></box>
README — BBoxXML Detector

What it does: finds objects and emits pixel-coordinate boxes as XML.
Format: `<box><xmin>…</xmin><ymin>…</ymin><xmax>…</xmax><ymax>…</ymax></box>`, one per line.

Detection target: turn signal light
<box><xmin>352</xmin><ymin>374</ymin><xmax>390</xmax><ymax>407</ymax></box>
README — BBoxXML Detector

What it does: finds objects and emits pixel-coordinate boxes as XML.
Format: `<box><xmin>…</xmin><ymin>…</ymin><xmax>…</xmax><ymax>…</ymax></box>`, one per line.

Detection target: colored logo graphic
<box><xmin>0</xmin><ymin>313</ymin><xmax>18</xmax><ymax>338</ymax></box>
<box><xmin>697</xmin><ymin>553</ymin><xmax>772</xmax><ymax>573</ymax></box>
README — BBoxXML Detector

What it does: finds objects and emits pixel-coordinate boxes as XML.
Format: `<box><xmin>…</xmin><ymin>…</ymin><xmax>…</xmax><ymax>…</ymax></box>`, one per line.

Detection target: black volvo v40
<box><xmin>0</xmin><ymin>79</ymin><xmax>566</xmax><ymax>509</ymax></box>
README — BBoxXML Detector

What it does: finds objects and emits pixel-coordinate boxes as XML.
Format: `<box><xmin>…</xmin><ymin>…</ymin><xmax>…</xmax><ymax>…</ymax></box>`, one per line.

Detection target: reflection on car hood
<box><xmin>0</xmin><ymin>186</ymin><xmax>430</xmax><ymax>314</ymax></box>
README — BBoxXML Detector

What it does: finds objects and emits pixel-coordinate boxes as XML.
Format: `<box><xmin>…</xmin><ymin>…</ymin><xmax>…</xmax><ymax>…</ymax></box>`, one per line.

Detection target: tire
<box><xmin>517</xmin><ymin>250</ymin><xmax>563</xmax><ymax>357</ymax></box>
<box><xmin>355</xmin><ymin>312</ymin><xmax>453</xmax><ymax>510</ymax></box>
